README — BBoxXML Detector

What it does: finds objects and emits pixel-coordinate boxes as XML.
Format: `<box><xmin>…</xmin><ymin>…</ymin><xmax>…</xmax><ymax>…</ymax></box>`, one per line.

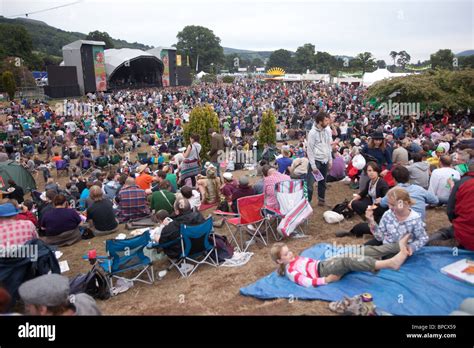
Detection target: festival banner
<box><xmin>161</xmin><ymin>50</ymin><xmax>170</xmax><ymax>87</ymax></box>
<box><xmin>93</xmin><ymin>46</ymin><xmax>107</xmax><ymax>91</ymax></box>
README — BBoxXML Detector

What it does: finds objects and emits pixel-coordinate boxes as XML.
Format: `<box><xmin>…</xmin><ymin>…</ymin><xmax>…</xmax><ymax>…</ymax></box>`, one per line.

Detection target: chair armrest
<box><xmin>263</xmin><ymin>206</ymin><xmax>282</xmax><ymax>216</ymax></box>
<box><xmin>213</xmin><ymin>210</ymin><xmax>239</xmax><ymax>216</ymax></box>
<box><xmin>147</xmin><ymin>238</ymin><xmax>181</xmax><ymax>249</ymax></box>
<box><xmin>81</xmin><ymin>255</ymin><xmax>109</xmax><ymax>260</ymax></box>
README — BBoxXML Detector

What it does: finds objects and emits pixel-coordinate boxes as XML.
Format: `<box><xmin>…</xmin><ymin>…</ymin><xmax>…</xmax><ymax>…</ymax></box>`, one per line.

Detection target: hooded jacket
<box><xmin>307</xmin><ymin>124</ymin><xmax>332</xmax><ymax>168</ymax></box>
<box><xmin>407</xmin><ymin>161</ymin><xmax>430</xmax><ymax>189</ymax></box>
<box><xmin>160</xmin><ymin>210</ymin><xmax>205</xmax><ymax>258</ymax></box>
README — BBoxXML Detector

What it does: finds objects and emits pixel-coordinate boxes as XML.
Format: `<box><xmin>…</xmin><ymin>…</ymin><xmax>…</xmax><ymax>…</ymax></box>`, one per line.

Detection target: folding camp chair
<box><xmin>55</xmin><ymin>159</ymin><xmax>69</xmax><ymax>177</ymax></box>
<box><xmin>148</xmin><ymin>217</ymin><xmax>218</xmax><ymax>278</ymax></box>
<box><xmin>80</xmin><ymin>158</ymin><xmax>93</xmax><ymax>175</ymax></box>
<box><xmin>172</xmin><ymin>217</ymin><xmax>218</xmax><ymax>277</ymax></box>
<box><xmin>94</xmin><ymin>232</ymin><xmax>155</xmax><ymax>293</ymax></box>
<box><xmin>137</xmin><ymin>152</ymin><xmax>148</xmax><ymax>164</ymax></box>
<box><xmin>109</xmin><ymin>154</ymin><xmax>122</xmax><ymax>167</ymax></box>
<box><xmin>264</xmin><ymin>180</ymin><xmax>313</xmax><ymax>238</ymax></box>
<box><xmin>95</xmin><ymin>156</ymin><xmax>110</xmax><ymax>170</ymax></box>
<box><xmin>214</xmin><ymin>194</ymin><xmax>267</xmax><ymax>252</ymax></box>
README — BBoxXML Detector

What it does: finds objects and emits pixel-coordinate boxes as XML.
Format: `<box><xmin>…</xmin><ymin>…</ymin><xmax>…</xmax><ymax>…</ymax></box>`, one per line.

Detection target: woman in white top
<box><xmin>428</xmin><ymin>155</ymin><xmax>461</xmax><ymax>204</ymax></box>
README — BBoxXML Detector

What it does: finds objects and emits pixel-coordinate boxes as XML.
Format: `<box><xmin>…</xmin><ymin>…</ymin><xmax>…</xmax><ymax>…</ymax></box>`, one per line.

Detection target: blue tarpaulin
<box><xmin>240</xmin><ymin>244</ymin><xmax>474</xmax><ymax>315</ymax></box>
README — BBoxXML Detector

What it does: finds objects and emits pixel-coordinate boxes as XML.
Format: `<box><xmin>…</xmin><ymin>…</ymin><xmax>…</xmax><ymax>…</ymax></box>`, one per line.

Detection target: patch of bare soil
<box><xmin>48</xmin><ymin>162</ymin><xmax>450</xmax><ymax>315</ymax></box>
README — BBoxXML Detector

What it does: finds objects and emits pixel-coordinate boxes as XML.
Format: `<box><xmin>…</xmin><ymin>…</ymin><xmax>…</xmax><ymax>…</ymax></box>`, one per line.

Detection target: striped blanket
<box><xmin>275</xmin><ymin>180</ymin><xmax>313</xmax><ymax>237</ymax></box>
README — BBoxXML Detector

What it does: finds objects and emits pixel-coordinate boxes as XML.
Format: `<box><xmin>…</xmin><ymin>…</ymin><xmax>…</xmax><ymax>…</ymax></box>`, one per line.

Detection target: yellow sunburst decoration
<box><xmin>266</xmin><ymin>67</ymin><xmax>286</xmax><ymax>76</ymax></box>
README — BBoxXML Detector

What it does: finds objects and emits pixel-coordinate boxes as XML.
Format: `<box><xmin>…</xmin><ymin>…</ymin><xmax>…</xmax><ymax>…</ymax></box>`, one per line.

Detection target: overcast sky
<box><xmin>1</xmin><ymin>0</ymin><xmax>473</xmax><ymax>62</ymax></box>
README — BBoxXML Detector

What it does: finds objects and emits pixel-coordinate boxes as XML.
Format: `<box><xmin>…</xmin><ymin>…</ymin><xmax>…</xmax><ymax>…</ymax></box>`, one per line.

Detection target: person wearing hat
<box><xmin>0</xmin><ymin>201</ymin><xmax>38</xmax><ymax>248</ymax></box>
<box><xmin>231</xmin><ymin>176</ymin><xmax>255</xmax><ymax>213</ymax></box>
<box><xmin>360</xmin><ymin>131</ymin><xmax>392</xmax><ymax>190</ymax></box>
<box><xmin>196</xmin><ymin>166</ymin><xmax>222</xmax><ymax>205</ymax></box>
<box><xmin>135</xmin><ymin>164</ymin><xmax>156</xmax><ymax>191</ymax></box>
<box><xmin>19</xmin><ymin>274</ymin><xmax>101</xmax><ymax>316</ymax></box>
<box><xmin>221</xmin><ymin>172</ymin><xmax>238</xmax><ymax>202</ymax></box>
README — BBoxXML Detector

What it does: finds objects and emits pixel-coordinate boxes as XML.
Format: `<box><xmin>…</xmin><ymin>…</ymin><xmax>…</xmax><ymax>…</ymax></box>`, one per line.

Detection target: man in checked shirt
<box><xmin>0</xmin><ymin>201</ymin><xmax>38</xmax><ymax>249</ymax></box>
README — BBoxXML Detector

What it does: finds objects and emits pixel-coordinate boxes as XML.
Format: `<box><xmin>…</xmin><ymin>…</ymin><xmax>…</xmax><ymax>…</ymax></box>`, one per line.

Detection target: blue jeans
<box><xmin>306</xmin><ymin>161</ymin><xmax>328</xmax><ymax>203</ymax></box>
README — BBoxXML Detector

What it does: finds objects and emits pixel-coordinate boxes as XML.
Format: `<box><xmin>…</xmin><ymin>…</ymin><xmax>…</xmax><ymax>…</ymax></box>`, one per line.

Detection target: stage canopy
<box><xmin>104</xmin><ymin>48</ymin><xmax>164</xmax><ymax>89</ymax></box>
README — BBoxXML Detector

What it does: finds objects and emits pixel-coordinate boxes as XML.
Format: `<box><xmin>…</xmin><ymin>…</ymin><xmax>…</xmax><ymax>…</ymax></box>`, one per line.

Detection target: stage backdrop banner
<box><xmin>161</xmin><ymin>50</ymin><xmax>170</xmax><ymax>87</ymax></box>
<box><xmin>93</xmin><ymin>46</ymin><xmax>107</xmax><ymax>91</ymax></box>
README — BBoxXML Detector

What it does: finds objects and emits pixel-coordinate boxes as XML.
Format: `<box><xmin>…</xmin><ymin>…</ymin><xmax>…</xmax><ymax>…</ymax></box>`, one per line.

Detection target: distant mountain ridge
<box><xmin>456</xmin><ymin>50</ymin><xmax>474</xmax><ymax>57</ymax></box>
<box><xmin>2</xmin><ymin>16</ymin><xmax>472</xmax><ymax>62</ymax></box>
<box><xmin>0</xmin><ymin>16</ymin><xmax>153</xmax><ymax>57</ymax></box>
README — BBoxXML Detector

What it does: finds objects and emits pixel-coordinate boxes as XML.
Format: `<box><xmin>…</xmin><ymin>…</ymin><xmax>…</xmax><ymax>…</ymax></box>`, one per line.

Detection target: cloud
<box><xmin>3</xmin><ymin>0</ymin><xmax>472</xmax><ymax>62</ymax></box>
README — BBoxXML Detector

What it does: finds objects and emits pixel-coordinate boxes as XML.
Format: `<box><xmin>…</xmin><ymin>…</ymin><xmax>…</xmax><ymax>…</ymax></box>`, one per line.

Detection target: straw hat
<box><xmin>137</xmin><ymin>164</ymin><xmax>148</xmax><ymax>174</ymax></box>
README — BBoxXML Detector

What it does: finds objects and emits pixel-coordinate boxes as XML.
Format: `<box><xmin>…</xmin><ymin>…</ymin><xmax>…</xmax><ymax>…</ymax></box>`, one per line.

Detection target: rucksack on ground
<box><xmin>332</xmin><ymin>199</ymin><xmax>354</xmax><ymax>219</ymax></box>
<box><xmin>209</xmin><ymin>233</ymin><xmax>234</xmax><ymax>263</ymax></box>
<box><xmin>69</xmin><ymin>265</ymin><xmax>110</xmax><ymax>300</ymax></box>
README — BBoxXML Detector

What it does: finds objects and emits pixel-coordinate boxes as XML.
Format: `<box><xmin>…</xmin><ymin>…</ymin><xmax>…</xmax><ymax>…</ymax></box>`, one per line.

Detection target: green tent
<box><xmin>0</xmin><ymin>161</ymin><xmax>37</xmax><ymax>192</ymax></box>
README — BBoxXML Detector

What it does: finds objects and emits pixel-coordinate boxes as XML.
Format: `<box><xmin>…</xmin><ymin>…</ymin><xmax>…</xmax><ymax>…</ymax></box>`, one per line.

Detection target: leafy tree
<box><xmin>314</xmin><ymin>51</ymin><xmax>336</xmax><ymax>74</ymax></box>
<box><xmin>222</xmin><ymin>75</ymin><xmax>235</xmax><ymax>83</ymax></box>
<box><xmin>390</xmin><ymin>51</ymin><xmax>398</xmax><ymax>66</ymax></box>
<box><xmin>459</xmin><ymin>55</ymin><xmax>474</xmax><ymax>69</ymax></box>
<box><xmin>251</xmin><ymin>58</ymin><xmax>264</xmax><ymax>68</ymax></box>
<box><xmin>86</xmin><ymin>31</ymin><xmax>115</xmax><ymax>49</ymax></box>
<box><xmin>397</xmin><ymin>51</ymin><xmax>411</xmax><ymax>69</ymax></box>
<box><xmin>294</xmin><ymin>43</ymin><xmax>315</xmax><ymax>73</ymax></box>
<box><xmin>0</xmin><ymin>24</ymin><xmax>33</xmax><ymax>61</ymax></box>
<box><xmin>377</xmin><ymin>60</ymin><xmax>387</xmax><ymax>69</ymax></box>
<box><xmin>367</xmin><ymin>68</ymin><xmax>474</xmax><ymax>112</ymax></box>
<box><xmin>258</xmin><ymin>110</ymin><xmax>277</xmax><ymax>148</ymax></box>
<box><xmin>430</xmin><ymin>49</ymin><xmax>455</xmax><ymax>70</ymax></box>
<box><xmin>354</xmin><ymin>52</ymin><xmax>377</xmax><ymax>74</ymax></box>
<box><xmin>225</xmin><ymin>53</ymin><xmax>240</xmax><ymax>72</ymax></box>
<box><xmin>267</xmin><ymin>49</ymin><xmax>293</xmax><ymax>72</ymax></box>
<box><xmin>2</xmin><ymin>71</ymin><xmax>16</xmax><ymax>100</ymax></box>
<box><xmin>176</xmin><ymin>25</ymin><xmax>225</xmax><ymax>73</ymax></box>
<box><xmin>183</xmin><ymin>105</ymin><xmax>220</xmax><ymax>162</ymax></box>
<box><xmin>201</xmin><ymin>74</ymin><xmax>217</xmax><ymax>83</ymax></box>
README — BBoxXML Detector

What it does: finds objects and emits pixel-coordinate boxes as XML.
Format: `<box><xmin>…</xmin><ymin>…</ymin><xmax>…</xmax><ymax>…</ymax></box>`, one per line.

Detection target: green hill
<box><xmin>0</xmin><ymin>16</ymin><xmax>153</xmax><ymax>58</ymax></box>
<box><xmin>223</xmin><ymin>47</ymin><xmax>274</xmax><ymax>61</ymax></box>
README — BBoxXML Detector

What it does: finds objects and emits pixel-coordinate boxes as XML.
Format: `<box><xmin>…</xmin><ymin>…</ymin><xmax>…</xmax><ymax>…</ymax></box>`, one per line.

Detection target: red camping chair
<box><xmin>213</xmin><ymin>194</ymin><xmax>267</xmax><ymax>252</ymax></box>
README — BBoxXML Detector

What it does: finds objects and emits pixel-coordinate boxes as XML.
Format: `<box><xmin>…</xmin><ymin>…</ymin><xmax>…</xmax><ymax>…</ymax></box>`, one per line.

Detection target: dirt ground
<box><xmin>34</xmin><ymin>144</ymin><xmax>452</xmax><ymax>316</ymax></box>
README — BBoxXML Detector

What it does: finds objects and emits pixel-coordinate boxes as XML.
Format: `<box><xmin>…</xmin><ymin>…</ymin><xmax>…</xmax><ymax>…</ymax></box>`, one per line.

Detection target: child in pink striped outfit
<box><xmin>270</xmin><ymin>235</ymin><xmax>411</xmax><ymax>287</ymax></box>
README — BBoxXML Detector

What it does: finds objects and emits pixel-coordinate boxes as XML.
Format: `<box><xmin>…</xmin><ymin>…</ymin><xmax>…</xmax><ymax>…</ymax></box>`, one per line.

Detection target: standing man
<box><xmin>208</xmin><ymin>128</ymin><xmax>225</xmax><ymax>177</ymax></box>
<box><xmin>306</xmin><ymin>112</ymin><xmax>332</xmax><ymax>206</ymax></box>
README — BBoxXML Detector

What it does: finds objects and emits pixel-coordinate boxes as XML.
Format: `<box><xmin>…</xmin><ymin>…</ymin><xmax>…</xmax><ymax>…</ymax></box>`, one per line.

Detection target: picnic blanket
<box><xmin>240</xmin><ymin>243</ymin><xmax>474</xmax><ymax>315</ymax></box>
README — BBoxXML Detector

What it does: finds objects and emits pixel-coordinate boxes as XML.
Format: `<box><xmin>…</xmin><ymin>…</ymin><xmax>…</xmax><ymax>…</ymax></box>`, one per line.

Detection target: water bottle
<box><xmin>445</xmin><ymin>174</ymin><xmax>454</xmax><ymax>189</ymax></box>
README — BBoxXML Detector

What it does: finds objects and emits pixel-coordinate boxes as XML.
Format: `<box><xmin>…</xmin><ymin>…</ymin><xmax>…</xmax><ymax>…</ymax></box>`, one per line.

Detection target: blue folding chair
<box><xmin>171</xmin><ymin>217</ymin><xmax>218</xmax><ymax>277</ymax></box>
<box><xmin>95</xmin><ymin>232</ymin><xmax>155</xmax><ymax>292</ymax></box>
<box><xmin>56</xmin><ymin>159</ymin><xmax>69</xmax><ymax>177</ymax></box>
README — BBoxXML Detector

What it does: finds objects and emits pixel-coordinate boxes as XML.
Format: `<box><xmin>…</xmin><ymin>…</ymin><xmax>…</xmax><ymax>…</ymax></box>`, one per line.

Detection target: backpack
<box><xmin>69</xmin><ymin>265</ymin><xmax>111</xmax><ymax>300</ymax></box>
<box><xmin>332</xmin><ymin>199</ymin><xmax>354</xmax><ymax>219</ymax></box>
<box><xmin>209</xmin><ymin>234</ymin><xmax>234</xmax><ymax>263</ymax></box>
